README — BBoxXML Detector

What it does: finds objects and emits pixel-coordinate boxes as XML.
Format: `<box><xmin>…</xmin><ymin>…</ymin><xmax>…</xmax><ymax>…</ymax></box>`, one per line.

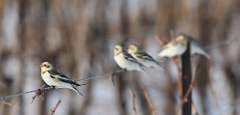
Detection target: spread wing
<box><xmin>48</xmin><ymin>69</ymin><xmax>80</xmax><ymax>86</ymax></box>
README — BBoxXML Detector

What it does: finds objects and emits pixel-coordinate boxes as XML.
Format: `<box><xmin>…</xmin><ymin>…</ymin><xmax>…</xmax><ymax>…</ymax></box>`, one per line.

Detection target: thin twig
<box><xmin>130</xmin><ymin>89</ymin><xmax>137</xmax><ymax>115</ymax></box>
<box><xmin>76</xmin><ymin>75</ymin><xmax>109</xmax><ymax>81</ymax></box>
<box><xmin>192</xmin><ymin>103</ymin><xmax>200</xmax><ymax>115</ymax></box>
<box><xmin>183</xmin><ymin>78</ymin><xmax>195</xmax><ymax>102</ymax></box>
<box><xmin>174</xmin><ymin>57</ymin><xmax>184</xmax><ymax>115</ymax></box>
<box><xmin>141</xmin><ymin>85</ymin><xmax>156</xmax><ymax>115</ymax></box>
<box><xmin>111</xmin><ymin>69</ymin><xmax>126</xmax><ymax>85</ymax></box>
<box><xmin>49</xmin><ymin>99</ymin><xmax>62</xmax><ymax>115</ymax></box>
<box><xmin>76</xmin><ymin>70</ymin><xmax>124</xmax><ymax>85</ymax></box>
<box><xmin>0</xmin><ymin>100</ymin><xmax>13</xmax><ymax>106</ymax></box>
<box><xmin>180</xmin><ymin>40</ymin><xmax>192</xmax><ymax>115</ymax></box>
<box><xmin>0</xmin><ymin>73</ymin><xmax>104</xmax><ymax>102</ymax></box>
<box><xmin>0</xmin><ymin>86</ymin><xmax>54</xmax><ymax>102</ymax></box>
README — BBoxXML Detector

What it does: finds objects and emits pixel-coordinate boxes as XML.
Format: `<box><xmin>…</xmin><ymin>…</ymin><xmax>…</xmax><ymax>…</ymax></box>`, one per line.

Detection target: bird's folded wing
<box><xmin>136</xmin><ymin>52</ymin><xmax>160</xmax><ymax>64</ymax></box>
<box><xmin>124</xmin><ymin>52</ymin><xmax>144</xmax><ymax>66</ymax></box>
<box><xmin>49</xmin><ymin>69</ymin><xmax>69</xmax><ymax>78</ymax></box>
<box><xmin>136</xmin><ymin>52</ymin><xmax>154</xmax><ymax>61</ymax></box>
<box><xmin>49</xmin><ymin>70</ymin><xmax>80</xmax><ymax>86</ymax></box>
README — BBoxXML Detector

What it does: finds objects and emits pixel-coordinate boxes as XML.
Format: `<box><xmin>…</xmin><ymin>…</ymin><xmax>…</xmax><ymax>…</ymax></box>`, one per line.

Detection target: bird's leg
<box><xmin>32</xmin><ymin>84</ymin><xmax>50</xmax><ymax>102</ymax></box>
<box><xmin>38</xmin><ymin>84</ymin><xmax>49</xmax><ymax>97</ymax></box>
<box><xmin>50</xmin><ymin>86</ymin><xmax>56</xmax><ymax>89</ymax></box>
<box><xmin>41</xmin><ymin>84</ymin><xmax>47</xmax><ymax>88</ymax></box>
<box><xmin>111</xmin><ymin>68</ymin><xmax>126</xmax><ymax>85</ymax></box>
<box><xmin>114</xmin><ymin>68</ymin><xmax>126</xmax><ymax>74</ymax></box>
<box><xmin>122</xmin><ymin>68</ymin><xmax>127</xmax><ymax>72</ymax></box>
<box><xmin>41</xmin><ymin>85</ymin><xmax>55</xmax><ymax>98</ymax></box>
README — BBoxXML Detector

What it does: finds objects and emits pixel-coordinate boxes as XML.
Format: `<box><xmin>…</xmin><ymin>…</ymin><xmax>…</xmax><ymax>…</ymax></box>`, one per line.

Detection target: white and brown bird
<box><xmin>40</xmin><ymin>62</ymin><xmax>85</xmax><ymax>95</ymax></box>
<box><xmin>128</xmin><ymin>44</ymin><xmax>161</xmax><ymax>68</ymax></box>
<box><xmin>113</xmin><ymin>45</ymin><xmax>145</xmax><ymax>71</ymax></box>
<box><xmin>158</xmin><ymin>34</ymin><xmax>209</xmax><ymax>58</ymax></box>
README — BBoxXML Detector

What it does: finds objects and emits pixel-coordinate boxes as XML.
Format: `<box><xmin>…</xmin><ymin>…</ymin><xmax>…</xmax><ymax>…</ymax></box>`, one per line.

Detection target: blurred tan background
<box><xmin>0</xmin><ymin>0</ymin><xmax>240</xmax><ymax>115</ymax></box>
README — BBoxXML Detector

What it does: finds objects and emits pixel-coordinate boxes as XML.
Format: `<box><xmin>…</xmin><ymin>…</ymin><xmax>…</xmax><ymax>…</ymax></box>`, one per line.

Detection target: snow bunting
<box><xmin>113</xmin><ymin>45</ymin><xmax>145</xmax><ymax>71</ymax></box>
<box><xmin>158</xmin><ymin>34</ymin><xmax>209</xmax><ymax>58</ymax></box>
<box><xmin>40</xmin><ymin>62</ymin><xmax>85</xmax><ymax>95</ymax></box>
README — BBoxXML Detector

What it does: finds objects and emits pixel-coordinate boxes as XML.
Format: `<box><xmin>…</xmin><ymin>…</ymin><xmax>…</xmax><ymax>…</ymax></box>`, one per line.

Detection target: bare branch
<box><xmin>77</xmin><ymin>70</ymin><xmax>125</xmax><ymax>85</ymax></box>
<box><xmin>142</xmin><ymin>87</ymin><xmax>156</xmax><ymax>115</ymax></box>
<box><xmin>0</xmin><ymin>86</ymin><xmax>55</xmax><ymax>102</ymax></box>
<box><xmin>49</xmin><ymin>99</ymin><xmax>62</xmax><ymax>115</ymax></box>
<box><xmin>0</xmin><ymin>101</ymin><xmax>13</xmax><ymax>106</ymax></box>
<box><xmin>130</xmin><ymin>89</ymin><xmax>137</xmax><ymax>115</ymax></box>
<box><xmin>0</xmin><ymin>73</ymin><xmax>106</xmax><ymax>103</ymax></box>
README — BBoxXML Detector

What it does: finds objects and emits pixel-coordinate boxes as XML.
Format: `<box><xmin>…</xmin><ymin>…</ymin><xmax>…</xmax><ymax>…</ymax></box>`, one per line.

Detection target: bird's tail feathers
<box><xmin>153</xmin><ymin>60</ymin><xmax>162</xmax><ymax>67</ymax></box>
<box><xmin>72</xmin><ymin>86</ymin><xmax>84</xmax><ymax>96</ymax></box>
<box><xmin>74</xmin><ymin>80</ymin><xmax>89</xmax><ymax>87</ymax></box>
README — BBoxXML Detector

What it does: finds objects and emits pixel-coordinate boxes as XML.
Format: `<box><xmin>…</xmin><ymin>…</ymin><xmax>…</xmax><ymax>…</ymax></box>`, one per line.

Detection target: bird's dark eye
<box><xmin>43</xmin><ymin>64</ymin><xmax>49</xmax><ymax>68</ymax></box>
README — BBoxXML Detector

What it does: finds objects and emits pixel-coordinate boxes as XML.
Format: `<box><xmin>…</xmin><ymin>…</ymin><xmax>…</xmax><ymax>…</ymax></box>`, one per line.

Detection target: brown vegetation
<box><xmin>0</xmin><ymin>0</ymin><xmax>239</xmax><ymax>115</ymax></box>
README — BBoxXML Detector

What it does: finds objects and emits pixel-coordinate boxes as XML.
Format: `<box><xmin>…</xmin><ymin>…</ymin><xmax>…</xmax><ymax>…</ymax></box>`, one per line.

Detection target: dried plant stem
<box><xmin>173</xmin><ymin>57</ymin><xmax>183</xmax><ymax>98</ymax></box>
<box><xmin>0</xmin><ymin>101</ymin><xmax>13</xmax><ymax>106</ymax></box>
<box><xmin>130</xmin><ymin>89</ymin><xmax>138</xmax><ymax>115</ymax></box>
<box><xmin>0</xmin><ymin>86</ymin><xmax>55</xmax><ymax>102</ymax></box>
<box><xmin>183</xmin><ymin>78</ymin><xmax>194</xmax><ymax>102</ymax></box>
<box><xmin>141</xmin><ymin>86</ymin><xmax>156</xmax><ymax>115</ymax></box>
<box><xmin>174</xmin><ymin>57</ymin><xmax>184</xmax><ymax>115</ymax></box>
<box><xmin>49</xmin><ymin>99</ymin><xmax>62</xmax><ymax>115</ymax></box>
<box><xmin>180</xmin><ymin>41</ymin><xmax>192</xmax><ymax>115</ymax></box>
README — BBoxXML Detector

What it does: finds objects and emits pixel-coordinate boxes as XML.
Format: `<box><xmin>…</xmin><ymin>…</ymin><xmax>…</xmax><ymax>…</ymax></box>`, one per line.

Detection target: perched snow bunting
<box><xmin>40</xmin><ymin>62</ymin><xmax>84</xmax><ymax>95</ymax></box>
<box><xmin>128</xmin><ymin>44</ymin><xmax>161</xmax><ymax>68</ymax></box>
<box><xmin>158</xmin><ymin>34</ymin><xmax>188</xmax><ymax>58</ymax></box>
<box><xmin>113</xmin><ymin>45</ymin><xmax>145</xmax><ymax>71</ymax></box>
<box><xmin>158</xmin><ymin>34</ymin><xmax>209</xmax><ymax>58</ymax></box>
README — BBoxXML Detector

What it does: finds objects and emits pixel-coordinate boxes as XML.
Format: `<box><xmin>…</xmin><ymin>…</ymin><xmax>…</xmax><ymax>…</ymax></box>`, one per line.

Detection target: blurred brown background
<box><xmin>0</xmin><ymin>0</ymin><xmax>240</xmax><ymax>115</ymax></box>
